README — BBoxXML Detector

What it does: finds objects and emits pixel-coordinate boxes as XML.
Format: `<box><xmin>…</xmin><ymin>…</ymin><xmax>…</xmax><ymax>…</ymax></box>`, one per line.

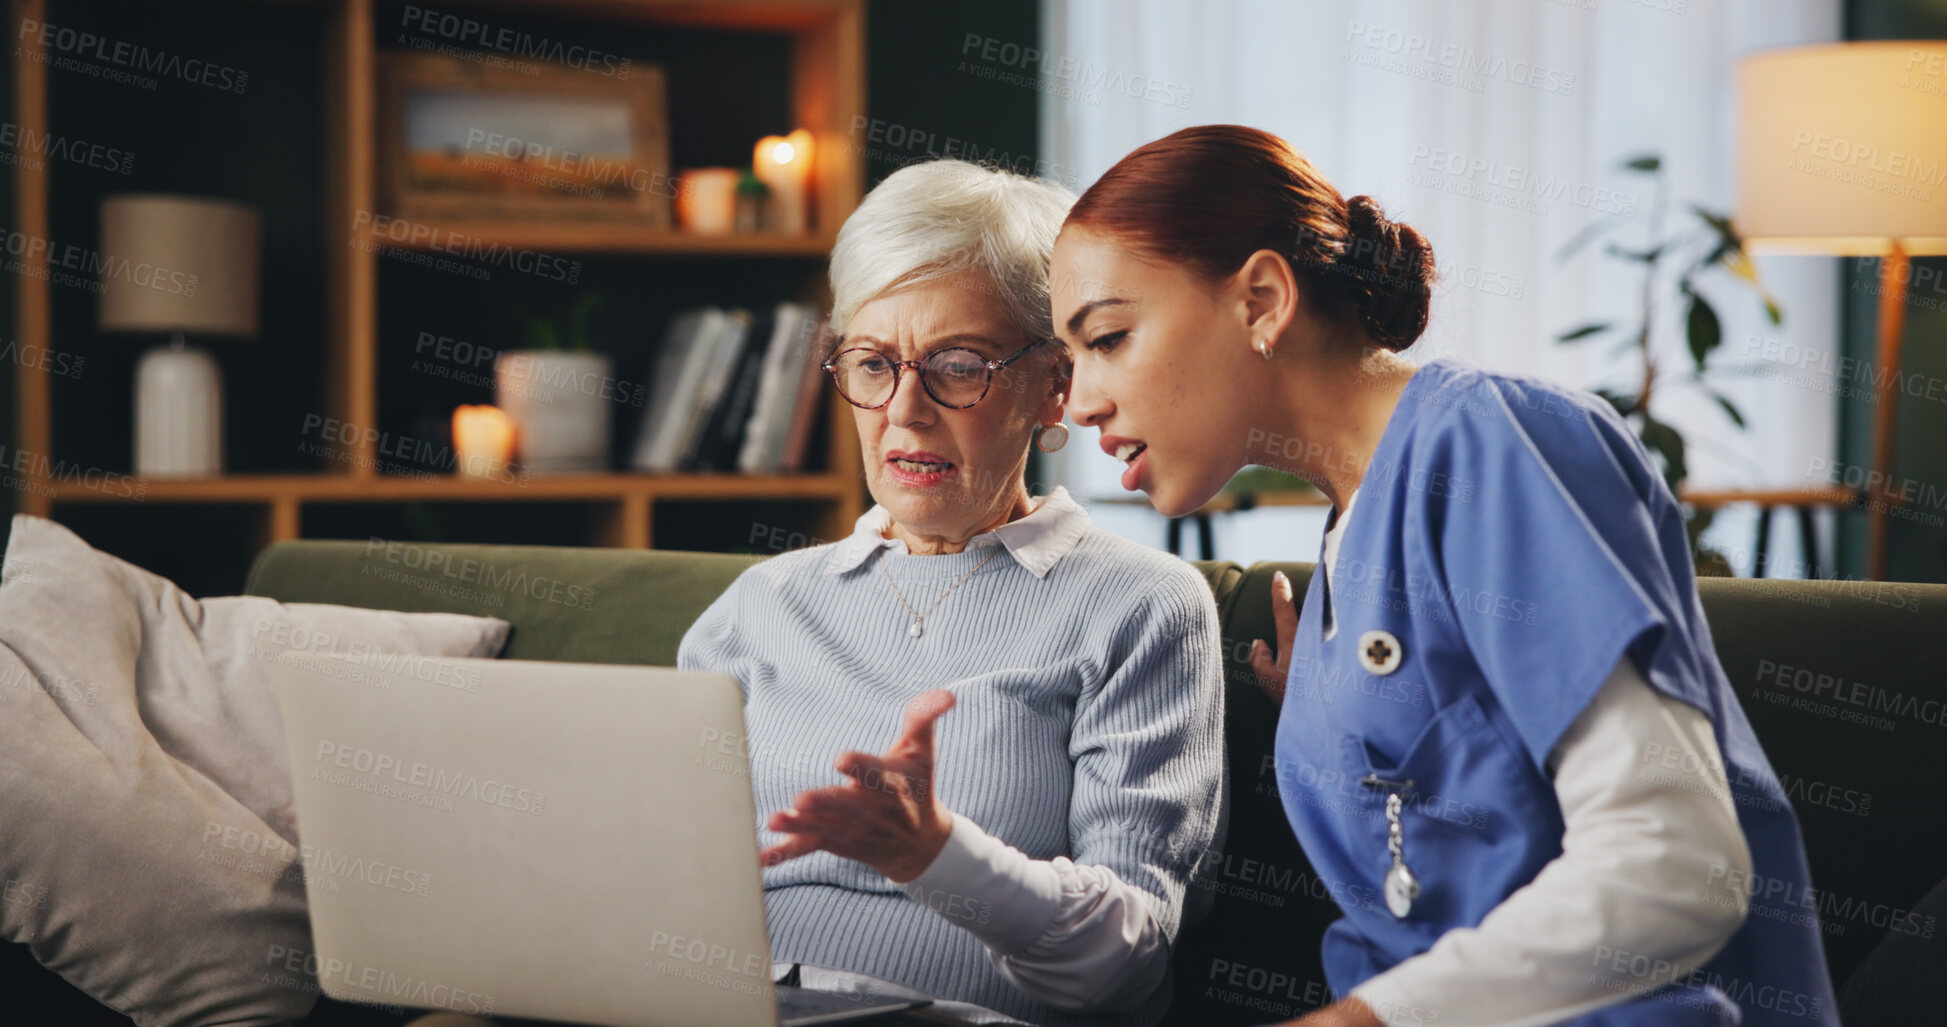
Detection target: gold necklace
<box><xmin>877</xmin><ymin>544</ymin><xmax>1003</xmax><ymax>639</ymax></box>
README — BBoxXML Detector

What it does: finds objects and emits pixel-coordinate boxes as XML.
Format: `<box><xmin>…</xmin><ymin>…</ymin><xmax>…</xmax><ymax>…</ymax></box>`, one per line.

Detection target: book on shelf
<box><xmin>687</xmin><ymin>307</ymin><xmax>773</xmax><ymax>471</ymax></box>
<box><xmin>631</xmin><ymin>307</ymin><xmax>722</xmax><ymax>472</ymax></box>
<box><xmin>739</xmin><ymin>304</ymin><xmax>824</xmax><ymax>474</ymax></box>
<box><xmin>630</xmin><ymin>303</ymin><xmax>832</xmax><ymax>475</ymax></box>
<box><xmin>777</xmin><ymin>319</ymin><xmax>834</xmax><ymax>472</ymax></box>
<box><xmin>670</xmin><ymin>308</ymin><xmax>751</xmax><ymax>470</ymax></box>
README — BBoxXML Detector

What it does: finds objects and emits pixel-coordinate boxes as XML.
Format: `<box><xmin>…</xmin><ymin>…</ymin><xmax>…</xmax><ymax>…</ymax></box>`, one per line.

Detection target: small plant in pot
<box><xmin>496</xmin><ymin>291</ymin><xmax>612</xmax><ymax>474</ymax></box>
<box><xmin>1555</xmin><ymin>154</ymin><xmax>1784</xmax><ymax>576</ymax></box>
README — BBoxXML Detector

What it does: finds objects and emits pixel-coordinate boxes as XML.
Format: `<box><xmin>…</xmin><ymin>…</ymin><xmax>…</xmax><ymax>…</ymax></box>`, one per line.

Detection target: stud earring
<box><xmin>1034</xmin><ymin>423</ymin><xmax>1069</xmax><ymax>453</ymax></box>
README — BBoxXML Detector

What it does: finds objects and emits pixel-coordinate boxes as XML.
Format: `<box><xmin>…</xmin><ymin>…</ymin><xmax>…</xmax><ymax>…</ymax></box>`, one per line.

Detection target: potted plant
<box><xmin>1556</xmin><ymin>154</ymin><xmax>1784</xmax><ymax>574</ymax></box>
<box><xmin>495</xmin><ymin>290</ymin><xmax>611</xmax><ymax>473</ymax></box>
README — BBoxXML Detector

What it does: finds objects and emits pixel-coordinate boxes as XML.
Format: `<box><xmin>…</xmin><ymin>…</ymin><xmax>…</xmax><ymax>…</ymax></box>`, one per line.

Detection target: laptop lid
<box><xmin>272</xmin><ymin>653</ymin><xmax>776</xmax><ymax>1027</ymax></box>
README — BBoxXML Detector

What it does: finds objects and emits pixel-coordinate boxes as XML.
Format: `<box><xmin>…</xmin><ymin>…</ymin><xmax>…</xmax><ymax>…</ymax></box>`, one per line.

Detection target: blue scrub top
<box><xmin>1272</xmin><ymin>360</ymin><xmax>1838</xmax><ymax>1025</ymax></box>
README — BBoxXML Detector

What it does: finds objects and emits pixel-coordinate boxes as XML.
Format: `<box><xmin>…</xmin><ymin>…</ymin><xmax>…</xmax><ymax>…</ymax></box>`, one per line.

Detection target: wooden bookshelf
<box><xmin>10</xmin><ymin>0</ymin><xmax>869</xmax><ymax>556</ymax></box>
<box><xmin>357</xmin><ymin>219</ymin><xmax>842</xmax><ymax>256</ymax></box>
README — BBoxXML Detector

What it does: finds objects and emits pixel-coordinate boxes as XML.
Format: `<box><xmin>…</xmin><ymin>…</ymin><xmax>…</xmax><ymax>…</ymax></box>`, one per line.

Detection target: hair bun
<box><xmin>1337</xmin><ymin>195</ymin><xmax>1435</xmax><ymax>351</ymax></box>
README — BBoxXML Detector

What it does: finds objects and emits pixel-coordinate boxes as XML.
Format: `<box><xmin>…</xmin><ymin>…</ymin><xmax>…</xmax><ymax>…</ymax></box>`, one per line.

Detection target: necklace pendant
<box><xmin>908</xmin><ymin>621</ymin><xmax>923</xmax><ymax>638</ymax></box>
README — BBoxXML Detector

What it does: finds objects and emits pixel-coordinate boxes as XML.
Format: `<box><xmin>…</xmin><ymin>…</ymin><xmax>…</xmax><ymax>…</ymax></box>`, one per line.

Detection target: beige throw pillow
<box><xmin>0</xmin><ymin>515</ymin><xmax>508</xmax><ymax>1026</ymax></box>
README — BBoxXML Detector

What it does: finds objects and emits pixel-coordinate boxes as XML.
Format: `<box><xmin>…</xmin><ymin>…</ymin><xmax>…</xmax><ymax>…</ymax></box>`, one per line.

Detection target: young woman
<box><xmin>1048</xmin><ymin>125</ymin><xmax>1838</xmax><ymax>1027</ymax></box>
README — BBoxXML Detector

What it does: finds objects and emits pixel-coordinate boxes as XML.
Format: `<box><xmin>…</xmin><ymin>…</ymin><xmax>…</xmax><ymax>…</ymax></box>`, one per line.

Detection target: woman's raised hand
<box><xmin>760</xmin><ymin>689</ymin><xmax>956</xmax><ymax>883</ymax></box>
<box><xmin>1248</xmin><ymin>570</ymin><xmax>1298</xmax><ymax>705</ymax></box>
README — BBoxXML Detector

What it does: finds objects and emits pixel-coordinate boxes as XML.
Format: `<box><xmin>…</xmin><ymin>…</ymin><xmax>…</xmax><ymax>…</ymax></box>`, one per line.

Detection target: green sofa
<box><xmin>10</xmin><ymin>539</ymin><xmax>1944</xmax><ymax>1025</ymax></box>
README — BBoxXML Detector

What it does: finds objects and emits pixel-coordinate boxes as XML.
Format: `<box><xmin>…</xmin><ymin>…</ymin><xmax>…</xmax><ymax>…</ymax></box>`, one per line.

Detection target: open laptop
<box><xmin>270</xmin><ymin>653</ymin><xmax>933</xmax><ymax>1027</ymax></box>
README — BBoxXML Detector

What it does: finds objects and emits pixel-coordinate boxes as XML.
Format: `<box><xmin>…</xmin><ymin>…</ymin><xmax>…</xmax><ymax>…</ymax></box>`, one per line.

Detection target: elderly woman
<box><xmin>674</xmin><ymin>159</ymin><xmax>1227</xmax><ymax>1027</ymax></box>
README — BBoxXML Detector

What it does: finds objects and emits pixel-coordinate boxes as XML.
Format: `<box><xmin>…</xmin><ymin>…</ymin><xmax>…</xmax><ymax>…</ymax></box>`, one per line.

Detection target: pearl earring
<box><xmin>1034</xmin><ymin>423</ymin><xmax>1068</xmax><ymax>453</ymax></box>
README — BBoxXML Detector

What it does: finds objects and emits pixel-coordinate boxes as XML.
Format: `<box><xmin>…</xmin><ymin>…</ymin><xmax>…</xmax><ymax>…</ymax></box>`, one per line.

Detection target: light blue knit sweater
<box><xmin>675</xmin><ymin>489</ymin><xmax>1227</xmax><ymax>1027</ymax></box>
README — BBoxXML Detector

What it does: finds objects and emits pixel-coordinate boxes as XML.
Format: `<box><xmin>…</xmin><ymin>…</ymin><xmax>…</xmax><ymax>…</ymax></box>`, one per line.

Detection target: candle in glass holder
<box><xmin>452</xmin><ymin>404</ymin><xmax>515</xmax><ymax>478</ymax></box>
<box><xmin>753</xmin><ymin>129</ymin><xmax>814</xmax><ymax>233</ymax></box>
<box><xmin>676</xmin><ymin>167</ymin><xmax>740</xmax><ymax>234</ymax></box>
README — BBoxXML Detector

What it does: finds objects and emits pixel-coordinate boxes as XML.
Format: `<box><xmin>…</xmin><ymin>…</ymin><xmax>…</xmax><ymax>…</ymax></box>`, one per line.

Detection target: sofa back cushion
<box><xmin>1691</xmin><ymin>575</ymin><xmax>1947</xmax><ymax>983</ymax></box>
<box><xmin>245</xmin><ymin>542</ymin><xmax>1947</xmax><ymax>1021</ymax></box>
<box><xmin>246</xmin><ymin>539</ymin><xmax>761</xmax><ymax>665</ymax></box>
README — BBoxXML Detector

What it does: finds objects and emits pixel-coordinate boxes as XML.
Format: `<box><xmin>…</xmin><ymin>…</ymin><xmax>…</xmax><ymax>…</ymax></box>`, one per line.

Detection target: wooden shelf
<box><xmin>47</xmin><ymin>471</ymin><xmax>855</xmax><ymax>504</ymax></box>
<box><xmin>11</xmin><ymin>0</ymin><xmax>869</xmax><ymax>559</ymax></box>
<box><xmin>1680</xmin><ymin>487</ymin><xmax>1859</xmax><ymax>509</ymax></box>
<box><xmin>46</xmin><ymin>469</ymin><xmax>860</xmax><ymax>550</ymax></box>
<box><xmin>1098</xmin><ymin>485</ymin><xmax>1865</xmax><ymax>518</ymax></box>
<box><xmin>442</xmin><ymin>0</ymin><xmax>859</xmax><ymax>32</ymax></box>
<box><xmin>360</xmin><ymin>218</ymin><xmax>839</xmax><ymax>256</ymax></box>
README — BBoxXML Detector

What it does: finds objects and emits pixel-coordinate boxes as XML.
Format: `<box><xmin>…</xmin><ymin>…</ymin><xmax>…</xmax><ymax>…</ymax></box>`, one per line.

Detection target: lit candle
<box><xmin>676</xmin><ymin>167</ymin><xmax>740</xmax><ymax>235</ymax></box>
<box><xmin>452</xmin><ymin>405</ymin><xmax>515</xmax><ymax>478</ymax></box>
<box><xmin>753</xmin><ymin>129</ymin><xmax>814</xmax><ymax>234</ymax></box>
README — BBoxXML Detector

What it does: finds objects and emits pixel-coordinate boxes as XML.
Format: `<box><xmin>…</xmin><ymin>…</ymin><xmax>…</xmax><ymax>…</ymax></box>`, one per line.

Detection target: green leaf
<box><xmin>1605</xmin><ymin>242</ymin><xmax>1663</xmax><ymax>263</ymax></box>
<box><xmin>1692</xmin><ymin>206</ymin><xmax>1751</xmax><ymax>281</ymax></box>
<box><xmin>568</xmin><ymin>291</ymin><xmax>605</xmax><ymax>352</ymax></box>
<box><xmin>1705</xmin><ymin>387</ymin><xmax>1747</xmax><ymax>429</ymax></box>
<box><xmin>1593</xmin><ymin>388</ymin><xmax>1637</xmax><ymax>417</ymax></box>
<box><xmin>1622</xmin><ymin>154</ymin><xmax>1662</xmax><ymax>172</ymax></box>
<box><xmin>1640</xmin><ymin>416</ymin><xmax>1688</xmax><ymax>490</ymax></box>
<box><xmin>1685</xmin><ymin>291</ymin><xmax>1722</xmax><ymax>371</ymax></box>
<box><xmin>1557</xmin><ymin>322</ymin><xmax>1613</xmax><ymax>343</ymax></box>
<box><xmin>1698</xmin><ymin>237</ymin><xmax>1734</xmax><ymax>272</ymax></box>
<box><xmin>524</xmin><ymin>315</ymin><xmax>561</xmax><ymax>351</ymax></box>
<box><xmin>1555</xmin><ymin>215</ymin><xmax>1626</xmax><ymax>264</ymax></box>
<box><xmin>1720</xmin><ymin>246</ymin><xmax>1760</xmax><ymax>284</ymax></box>
<box><xmin>1710</xmin><ymin>245</ymin><xmax>1785</xmax><ymax>324</ymax></box>
<box><xmin>1690</xmin><ymin>205</ymin><xmax>1738</xmax><ymax>244</ymax></box>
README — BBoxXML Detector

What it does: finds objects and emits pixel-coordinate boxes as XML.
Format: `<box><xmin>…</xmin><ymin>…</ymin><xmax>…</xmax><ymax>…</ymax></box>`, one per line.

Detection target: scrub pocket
<box><xmin>1346</xmin><ymin>691</ymin><xmax>1558</xmax><ymax>933</ymax></box>
<box><xmin>1334</xmin><ymin>695</ymin><xmax>1741</xmax><ymax>1026</ymax></box>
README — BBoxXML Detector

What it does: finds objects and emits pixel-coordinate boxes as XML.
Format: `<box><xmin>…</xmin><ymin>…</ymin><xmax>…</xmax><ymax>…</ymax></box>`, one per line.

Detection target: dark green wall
<box><xmin>865</xmin><ymin>0</ymin><xmax>1043</xmax><ymax>189</ymax></box>
<box><xmin>1842</xmin><ymin>0</ymin><xmax>1947</xmax><ymax>582</ymax></box>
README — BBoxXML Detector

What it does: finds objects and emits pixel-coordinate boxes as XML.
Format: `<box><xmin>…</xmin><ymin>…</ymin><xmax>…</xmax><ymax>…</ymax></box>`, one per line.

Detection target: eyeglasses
<box><xmin>823</xmin><ymin>338</ymin><xmax>1048</xmax><ymax>410</ymax></box>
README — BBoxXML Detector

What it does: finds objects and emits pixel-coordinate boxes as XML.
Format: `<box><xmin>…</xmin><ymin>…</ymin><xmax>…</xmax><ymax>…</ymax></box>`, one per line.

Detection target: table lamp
<box><xmin>98</xmin><ymin>194</ymin><xmax>261</xmax><ymax>477</ymax></box>
<box><xmin>1736</xmin><ymin>41</ymin><xmax>1947</xmax><ymax>579</ymax></box>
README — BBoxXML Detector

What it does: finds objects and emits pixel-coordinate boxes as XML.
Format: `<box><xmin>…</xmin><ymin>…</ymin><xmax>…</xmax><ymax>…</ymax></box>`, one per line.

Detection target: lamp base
<box><xmin>135</xmin><ymin>335</ymin><xmax>223</xmax><ymax>477</ymax></box>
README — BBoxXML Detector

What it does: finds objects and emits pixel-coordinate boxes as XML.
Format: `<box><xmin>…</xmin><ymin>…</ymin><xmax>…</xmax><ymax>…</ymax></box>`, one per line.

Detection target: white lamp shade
<box><xmin>1735</xmin><ymin>41</ymin><xmax>1947</xmax><ymax>256</ymax></box>
<box><xmin>98</xmin><ymin>194</ymin><xmax>262</xmax><ymax>336</ymax></box>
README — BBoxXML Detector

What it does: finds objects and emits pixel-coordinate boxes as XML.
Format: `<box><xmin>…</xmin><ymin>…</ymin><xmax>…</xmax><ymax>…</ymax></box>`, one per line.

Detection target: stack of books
<box><xmin>629</xmin><ymin>303</ymin><xmax>832</xmax><ymax>474</ymax></box>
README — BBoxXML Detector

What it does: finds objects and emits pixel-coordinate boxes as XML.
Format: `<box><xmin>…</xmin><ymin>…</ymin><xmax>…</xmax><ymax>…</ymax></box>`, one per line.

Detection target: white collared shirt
<box><xmin>822</xmin><ymin>485</ymin><xmax>1093</xmax><ymax>580</ymax></box>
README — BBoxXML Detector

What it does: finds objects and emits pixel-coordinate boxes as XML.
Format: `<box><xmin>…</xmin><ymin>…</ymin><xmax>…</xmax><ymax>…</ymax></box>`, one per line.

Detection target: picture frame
<box><xmin>377</xmin><ymin>51</ymin><xmax>672</xmax><ymax>223</ymax></box>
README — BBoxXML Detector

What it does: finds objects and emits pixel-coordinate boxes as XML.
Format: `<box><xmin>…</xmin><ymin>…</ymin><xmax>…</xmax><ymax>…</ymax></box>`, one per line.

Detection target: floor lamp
<box><xmin>1736</xmin><ymin>41</ymin><xmax>1947</xmax><ymax>580</ymax></box>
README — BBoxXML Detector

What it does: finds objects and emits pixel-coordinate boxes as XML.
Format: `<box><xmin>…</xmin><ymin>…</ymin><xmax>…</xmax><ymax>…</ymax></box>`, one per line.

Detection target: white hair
<box><xmin>828</xmin><ymin>160</ymin><xmax>1076</xmax><ymax>342</ymax></box>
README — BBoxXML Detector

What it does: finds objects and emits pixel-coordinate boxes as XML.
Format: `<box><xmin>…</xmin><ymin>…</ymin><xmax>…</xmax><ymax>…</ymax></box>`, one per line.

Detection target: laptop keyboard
<box><xmin>775</xmin><ymin>983</ymin><xmax>926</xmax><ymax>1026</ymax></box>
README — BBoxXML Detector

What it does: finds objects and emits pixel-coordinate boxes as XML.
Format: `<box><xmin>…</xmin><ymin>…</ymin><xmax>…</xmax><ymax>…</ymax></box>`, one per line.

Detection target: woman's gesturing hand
<box><xmin>761</xmin><ymin>688</ymin><xmax>957</xmax><ymax>883</ymax></box>
<box><xmin>1248</xmin><ymin>570</ymin><xmax>1298</xmax><ymax>705</ymax></box>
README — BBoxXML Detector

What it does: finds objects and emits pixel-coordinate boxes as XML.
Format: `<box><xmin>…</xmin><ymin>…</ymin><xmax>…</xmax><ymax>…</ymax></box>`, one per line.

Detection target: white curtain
<box><xmin>1039</xmin><ymin>0</ymin><xmax>1845</xmax><ymax>576</ymax></box>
